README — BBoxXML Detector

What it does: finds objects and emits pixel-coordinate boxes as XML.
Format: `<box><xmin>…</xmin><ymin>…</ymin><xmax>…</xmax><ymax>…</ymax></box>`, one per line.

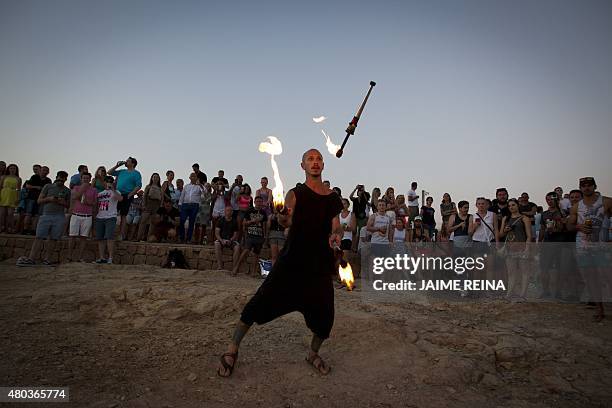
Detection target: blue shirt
<box><xmin>69</xmin><ymin>173</ymin><xmax>81</xmax><ymax>188</ymax></box>
<box><xmin>111</xmin><ymin>169</ymin><xmax>142</xmax><ymax>194</ymax></box>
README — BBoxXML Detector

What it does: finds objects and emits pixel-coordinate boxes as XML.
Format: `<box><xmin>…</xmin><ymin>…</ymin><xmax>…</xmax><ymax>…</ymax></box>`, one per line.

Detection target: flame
<box><xmin>338</xmin><ymin>262</ymin><xmax>355</xmax><ymax>291</ymax></box>
<box><xmin>321</xmin><ymin>130</ymin><xmax>340</xmax><ymax>156</ymax></box>
<box><xmin>258</xmin><ymin>136</ymin><xmax>285</xmax><ymax>209</ymax></box>
<box><xmin>312</xmin><ymin>116</ymin><xmax>327</xmax><ymax>123</ymax></box>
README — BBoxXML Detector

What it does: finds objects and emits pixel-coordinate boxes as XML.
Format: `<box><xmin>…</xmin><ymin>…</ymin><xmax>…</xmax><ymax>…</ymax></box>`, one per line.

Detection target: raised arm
<box><xmin>278</xmin><ymin>190</ymin><xmax>296</xmax><ymax>229</ymax></box>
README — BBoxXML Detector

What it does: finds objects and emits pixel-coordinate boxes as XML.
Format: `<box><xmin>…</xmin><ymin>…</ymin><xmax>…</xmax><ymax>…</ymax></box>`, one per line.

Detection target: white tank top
<box><xmin>472</xmin><ymin>211</ymin><xmax>495</xmax><ymax>243</ymax></box>
<box><xmin>371</xmin><ymin>213</ymin><xmax>391</xmax><ymax>244</ymax></box>
<box><xmin>340</xmin><ymin>211</ymin><xmax>352</xmax><ymax>240</ymax></box>
<box><xmin>393</xmin><ymin>227</ymin><xmax>406</xmax><ymax>242</ymax></box>
<box><xmin>577</xmin><ymin>193</ymin><xmax>607</xmax><ymax>244</ymax></box>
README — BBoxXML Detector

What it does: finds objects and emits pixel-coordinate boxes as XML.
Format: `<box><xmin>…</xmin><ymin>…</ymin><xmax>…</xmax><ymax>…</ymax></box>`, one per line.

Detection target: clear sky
<box><xmin>1</xmin><ymin>0</ymin><xmax>611</xmax><ymax>214</ymax></box>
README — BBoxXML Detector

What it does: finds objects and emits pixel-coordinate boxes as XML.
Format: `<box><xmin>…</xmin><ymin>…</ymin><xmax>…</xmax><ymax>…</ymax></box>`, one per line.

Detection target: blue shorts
<box><xmin>25</xmin><ymin>199</ymin><xmax>39</xmax><ymax>216</ymax></box>
<box><xmin>36</xmin><ymin>214</ymin><xmax>65</xmax><ymax>240</ymax></box>
<box><xmin>95</xmin><ymin>217</ymin><xmax>117</xmax><ymax>240</ymax></box>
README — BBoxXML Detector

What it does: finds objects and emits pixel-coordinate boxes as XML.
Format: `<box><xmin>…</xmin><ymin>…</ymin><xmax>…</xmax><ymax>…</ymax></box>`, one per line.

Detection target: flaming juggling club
<box><xmin>335</xmin><ymin>81</ymin><xmax>376</xmax><ymax>158</ymax></box>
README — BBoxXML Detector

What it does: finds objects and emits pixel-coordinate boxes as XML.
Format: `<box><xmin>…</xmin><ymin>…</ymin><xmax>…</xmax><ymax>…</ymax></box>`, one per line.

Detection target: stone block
<box><xmin>14</xmin><ymin>239</ymin><xmax>25</xmax><ymax>248</ymax></box>
<box><xmin>134</xmin><ymin>254</ymin><xmax>146</xmax><ymax>264</ymax></box>
<box><xmin>136</xmin><ymin>245</ymin><xmax>146</xmax><ymax>255</ymax></box>
<box><xmin>145</xmin><ymin>255</ymin><xmax>161</xmax><ymax>266</ymax></box>
<box><xmin>121</xmin><ymin>253</ymin><xmax>134</xmax><ymax>265</ymax></box>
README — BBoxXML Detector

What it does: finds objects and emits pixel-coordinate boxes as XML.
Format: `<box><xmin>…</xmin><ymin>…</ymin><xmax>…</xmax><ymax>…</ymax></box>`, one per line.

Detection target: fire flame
<box><xmin>258</xmin><ymin>136</ymin><xmax>285</xmax><ymax>209</ymax></box>
<box><xmin>312</xmin><ymin>116</ymin><xmax>327</xmax><ymax>123</ymax></box>
<box><xmin>338</xmin><ymin>262</ymin><xmax>355</xmax><ymax>291</ymax></box>
<box><xmin>321</xmin><ymin>130</ymin><xmax>340</xmax><ymax>156</ymax></box>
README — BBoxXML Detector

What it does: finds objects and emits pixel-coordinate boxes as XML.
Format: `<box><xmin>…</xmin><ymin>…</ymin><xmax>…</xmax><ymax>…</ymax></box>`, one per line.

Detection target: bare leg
<box><xmin>233</xmin><ymin>248</ymin><xmax>249</xmax><ymax>275</ymax></box>
<box><xmin>270</xmin><ymin>243</ymin><xmax>279</xmax><ymax>265</ymax></box>
<box><xmin>120</xmin><ymin>215</ymin><xmax>128</xmax><ymax>240</ymax></box>
<box><xmin>107</xmin><ymin>240</ymin><xmax>115</xmax><ymax>261</ymax></box>
<box><xmin>68</xmin><ymin>237</ymin><xmax>76</xmax><ymax>261</ymax></box>
<box><xmin>44</xmin><ymin>240</ymin><xmax>57</xmax><ymax>263</ymax></box>
<box><xmin>215</xmin><ymin>241</ymin><xmax>223</xmax><ymax>269</ymax></box>
<box><xmin>0</xmin><ymin>207</ymin><xmax>6</xmax><ymax>233</ymax></box>
<box><xmin>76</xmin><ymin>237</ymin><xmax>86</xmax><ymax>261</ymax></box>
<box><xmin>136</xmin><ymin>212</ymin><xmax>150</xmax><ymax>241</ymax></box>
<box><xmin>6</xmin><ymin>208</ymin><xmax>15</xmax><ymax>233</ymax></box>
<box><xmin>97</xmin><ymin>240</ymin><xmax>106</xmax><ymax>260</ymax></box>
<box><xmin>28</xmin><ymin>238</ymin><xmax>44</xmax><ymax>261</ymax></box>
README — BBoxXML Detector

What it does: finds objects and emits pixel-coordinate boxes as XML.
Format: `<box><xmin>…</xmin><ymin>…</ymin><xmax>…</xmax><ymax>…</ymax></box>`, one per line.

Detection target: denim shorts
<box><xmin>25</xmin><ymin>199</ymin><xmax>39</xmax><ymax>216</ymax></box>
<box><xmin>36</xmin><ymin>214</ymin><xmax>66</xmax><ymax>240</ymax></box>
<box><xmin>95</xmin><ymin>217</ymin><xmax>117</xmax><ymax>240</ymax></box>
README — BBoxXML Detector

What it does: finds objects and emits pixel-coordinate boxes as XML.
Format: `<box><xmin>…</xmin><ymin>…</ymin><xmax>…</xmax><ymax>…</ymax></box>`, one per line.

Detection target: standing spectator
<box><xmin>94</xmin><ymin>176</ymin><xmax>122</xmax><ymax>264</ymax></box>
<box><xmin>237</xmin><ymin>183</ymin><xmax>253</xmax><ymax>220</ymax></box>
<box><xmin>381</xmin><ymin>187</ymin><xmax>397</xmax><ymax>219</ymax></box>
<box><xmin>370</xmin><ymin>187</ymin><xmax>381</xmax><ymax>214</ymax></box>
<box><xmin>149</xmin><ymin>199</ymin><xmax>180</xmax><ymax>242</ymax></box>
<box><xmin>92</xmin><ymin>166</ymin><xmax>107</xmax><ymax>192</ymax></box>
<box><xmin>569</xmin><ymin>189</ymin><xmax>582</xmax><ymax>207</ymax></box>
<box><xmin>332</xmin><ymin>187</ymin><xmax>342</xmax><ymax>197</ymax></box>
<box><xmin>490</xmin><ymin>188</ymin><xmax>511</xmax><ymax>233</ymax></box>
<box><xmin>0</xmin><ymin>161</ymin><xmax>5</xmax><ymax>177</ymax></box>
<box><xmin>233</xmin><ymin>196</ymin><xmax>268</xmax><ymax>275</ymax></box>
<box><xmin>534</xmin><ymin>206</ymin><xmax>544</xmax><ymax>242</ymax></box>
<box><xmin>439</xmin><ymin>193</ymin><xmax>457</xmax><ymax>227</ymax></box>
<box><xmin>68</xmin><ymin>172</ymin><xmax>97</xmax><ymax>262</ymax></box>
<box><xmin>17</xmin><ymin>171</ymin><xmax>70</xmax><ymax>266</ymax></box>
<box><xmin>538</xmin><ymin>192</ymin><xmax>566</xmax><ymax>298</ymax></box>
<box><xmin>395</xmin><ymin>195</ymin><xmax>409</xmax><ymax>219</ymax></box>
<box><xmin>448</xmin><ymin>200</ymin><xmax>472</xmax><ymax>249</ymax></box>
<box><xmin>367</xmin><ymin>201</ymin><xmax>392</xmax><ymax>259</ymax></box>
<box><xmin>555</xmin><ymin>186</ymin><xmax>571</xmax><ymax>212</ymax></box>
<box><xmin>69</xmin><ymin>165</ymin><xmax>88</xmax><ymax>188</ymax></box>
<box><xmin>229</xmin><ymin>175</ymin><xmax>243</xmax><ymax>218</ymax></box>
<box><xmin>349</xmin><ymin>184</ymin><xmax>370</xmax><ymax>251</ymax></box>
<box><xmin>500</xmin><ymin>198</ymin><xmax>531</xmax><ymax>300</ymax></box>
<box><xmin>214</xmin><ymin>206</ymin><xmax>241</xmax><ymax>270</ymax></box>
<box><xmin>192</xmin><ymin>163</ymin><xmax>207</xmax><ymax>185</ymax></box>
<box><xmin>23</xmin><ymin>164</ymin><xmax>43</xmax><ymax>235</ymax></box>
<box><xmin>470</xmin><ymin>197</ymin><xmax>499</xmax><ymax>244</ymax></box>
<box><xmin>178</xmin><ymin>172</ymin><xmax>203</xmax><ymax>243</ymax></box>
<box><xmin>323</xmin><ymin>180</ymin><xmax>331</xmax><ymax>189</ymax></box>
<box><xmin>0</xmin><ymin>164</ymin><xmax>22</xmax><ymax>233</ymax></box>
<box><xmin>518</xmin><ymin>192</ymin><xmax>537</xmax><ymax>240</ymax></box>
<box><xmin>256</xmin><ymin>177</ymin><xmax>273</xmax><ymax>214</ymax></box>
<box><xmin>161</xmin><ymin>170</ymin><xmax>176</xmax><ymax>204</ymax></box>
<box><xmin>194</xmin><ymin>182</ymin><xmax>212</xmax><ymax>245</ymax></box>
<box><xmin>137</xmin><ymin>173</ymin><xmax>162</xmax><ymax>241</ymax></box>
<box><xmin>339</xmin><ymin>198</ymin><xmax>356</xmax><ymax>259</ymax></box>
<box><xmin>406</xmin><ymin>182</ymin><xmax>419</xmax><ymax>221</ymax></box>
<box><xmin>212</xmin><ymin>170</ymin><xmax>229</xmax><ymax>189</ymax></box>
<box><xmin>173</xmin><ymin>178</ymin><xmax>184</xmax><ymax>209</ymax></box>
<box><xmin>267</xmin><ymin>205</ymin><xmax>287</xmax><ymax>265</ymax></box>
<box><xmin>421</xmin><ymin>196</ymin><xmax>436</xmax><ymax>239</ymax></box>
<box><xmin>126</xmin><ymin>191</ymin><xmax>143</xmax><ymax>241</ymax></box>
<box><xmin>211</xmin><ymin>180</ymin><xmax>227</xmax><ymax>235</ymax></box>
<box><xmin>108</xmin><ymin>157</ymin><xmax>142</xmax><ymax>240</ymax></box>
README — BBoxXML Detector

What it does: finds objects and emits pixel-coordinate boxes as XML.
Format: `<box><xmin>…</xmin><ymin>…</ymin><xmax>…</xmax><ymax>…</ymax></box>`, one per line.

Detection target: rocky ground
<box><xmin>1</xmin><ymin>261</ymin><xmax>611</xmax><ymax>408</ymax></box>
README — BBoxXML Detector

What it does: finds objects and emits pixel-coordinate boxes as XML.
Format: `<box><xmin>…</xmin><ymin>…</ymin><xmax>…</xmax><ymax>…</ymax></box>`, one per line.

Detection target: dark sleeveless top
<box><xmin>453</xmin><ymin>214</ymin><xmax>470</xmax><ymax>237</ymax></box>
<box><xmin>505</xmin><ymin>215</ymin><xmax>527</xmax><ymax>242</ymax></box>
<box><xmin>279</xmin><ymin>183</ymin><xmax>343</xmax><ymax>277</ymax></box>
<box><xmin>269</xmin><ymin>214</ymin><xmax>285</xmax><ymax>232</ymax></box>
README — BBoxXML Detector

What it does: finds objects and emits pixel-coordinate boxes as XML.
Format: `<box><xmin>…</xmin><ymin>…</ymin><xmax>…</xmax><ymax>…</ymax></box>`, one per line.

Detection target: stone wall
<box><xmin>0</xmin><ymin>234</ymin><xmax>362</xmax><ymax>277</ymax></box>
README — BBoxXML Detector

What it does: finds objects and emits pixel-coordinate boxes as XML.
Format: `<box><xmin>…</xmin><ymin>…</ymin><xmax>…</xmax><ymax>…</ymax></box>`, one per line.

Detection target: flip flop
<box><xmin>217</xmin><ymin>352</ymin><xmax>238</xmax><ymax>378</ymax></box>
<box><xmin>306</xmin><ymin>354</ymin><xmax>331</xmax><ymax>375</ymax></box>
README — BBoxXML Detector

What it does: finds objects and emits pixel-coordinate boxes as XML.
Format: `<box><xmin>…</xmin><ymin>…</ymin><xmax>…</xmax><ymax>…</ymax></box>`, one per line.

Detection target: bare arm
<box><xmin>523</xmin><ymin>216</ymin><xmax>532</xmax><ymax>242</ymax></box>
<box><xmin>329</xmin><ymin>215</ymin><xmax>342</xmax><ymax>249</ymax></box>
<box><xmin>366</xmin><ymin>214</ymin><xmax>378</xmax><ymax>233</ymax></box>
<box><xmin>278</xmin><ymin>190</ymin><xmax>296</xmax><ymax>228</ymax></box>
<box><xmin>493</xmin><ymin>214</ymin><xmax>500</xmax><ymax>242</ymax></box>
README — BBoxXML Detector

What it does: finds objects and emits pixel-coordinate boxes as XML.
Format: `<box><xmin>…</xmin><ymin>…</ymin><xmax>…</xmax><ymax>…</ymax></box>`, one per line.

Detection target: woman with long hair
<box><xmin>370</xmin><ymin>187</ymin><xmax>381</xmax><ymax>216</ymax></box>
<box><xmin>92</xmin><ymin>166</ymin><xmax>107</xmax><ymax>192</ymax></box>
<box><xmin>500</xmin><ymin>198</ymin><xmax>531</xmax><ymax>300</ymax></box>
<box><xmin>339</xmin><ymin>198</ymin><xmax>356</xmax><ymax>260</ymax></box>
<box><xmin>0</xmin><ymin>164</ymin><xmax>21</xmax><ymax>233</ymax></box>
<box><xmin>137</xmin><ymin>173</ymin><xmax>163</xmax><ymax>241</ymax></box>
<box><xmin>256</xmin><ymin>177</ymin><xmax>273</xmax><ymax>215</ymax></box>
<box><xmin>161</xmin><ymin>170</ymin><xmax>176</xmax><ymax>204</ymax></box>
<box><xmin>440</xmin><ymin>193</ymin><xmax>457</xmax><ymax>227</ymax></box>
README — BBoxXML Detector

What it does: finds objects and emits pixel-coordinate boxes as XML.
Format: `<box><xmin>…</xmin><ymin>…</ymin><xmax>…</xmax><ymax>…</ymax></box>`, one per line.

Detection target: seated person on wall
<box><xmin>148</xmin><ymin>200</ymin><xmax>179</xmax><ymax>242</ymax></box>
<box><xmin>232</xmin><ymin>196</ymin><xmax>268</xmax><ymax>276</ymax></box>
<box><xmin>215</xmin><ymin>206</ymin><xmax>241</xmax><ymax>271</ymax></box>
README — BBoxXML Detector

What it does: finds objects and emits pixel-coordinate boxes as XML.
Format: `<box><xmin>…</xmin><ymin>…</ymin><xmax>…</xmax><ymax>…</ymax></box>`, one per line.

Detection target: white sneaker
<box><xmin>107</xmin><ymin>258</ymin><xmax>113</xmax><ymax>264</ymax></box>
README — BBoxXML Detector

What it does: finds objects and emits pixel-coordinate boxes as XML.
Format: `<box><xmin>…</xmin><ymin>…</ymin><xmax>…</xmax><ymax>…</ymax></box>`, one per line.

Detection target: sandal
<box><xmin>306</xmin><ymin>353</ymin><xmax>331</xmax><ymax>375</ymax></box>
<box><xmin>217</xmin><ymin>352</ymin><xmax>238</xmax><ymax>378</ymax></box>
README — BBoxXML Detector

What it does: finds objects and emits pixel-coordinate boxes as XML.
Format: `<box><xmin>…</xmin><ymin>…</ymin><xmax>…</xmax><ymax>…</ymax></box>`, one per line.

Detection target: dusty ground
<box><xmin>1</xmin><ymin>260</ymin><xmax>611</xmax><ymax>408</ymax></box>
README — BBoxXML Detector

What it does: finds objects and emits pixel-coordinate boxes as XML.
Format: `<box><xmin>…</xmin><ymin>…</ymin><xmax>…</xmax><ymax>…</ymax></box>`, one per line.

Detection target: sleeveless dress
<box><xmin>240</xmin><ymin>184</ymin><xmax>343</xmax><ymax>339</ymax></box>
<box><xmin>0</xmin><ymin>176</ymin><xmax>19</xmax><ymax>207</ymax></box>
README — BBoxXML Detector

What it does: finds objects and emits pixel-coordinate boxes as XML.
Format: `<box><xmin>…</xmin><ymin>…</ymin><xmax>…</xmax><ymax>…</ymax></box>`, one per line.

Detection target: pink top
<box><xmin>238</xmin><ymin>195</ymin><xmax>251</xmax><ymax>210</ymax></box>
<box><xmin>72</xmin><ymin>185</ymin><xmax>97</xmax><ymax>215</ymax></box>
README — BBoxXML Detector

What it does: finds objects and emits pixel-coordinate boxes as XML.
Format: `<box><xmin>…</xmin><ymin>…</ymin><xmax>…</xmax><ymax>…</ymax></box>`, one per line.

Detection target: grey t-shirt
<box><xmin>41</xmin><ymin>183</ymin><xmax>71</xmax><ymax>215</ymax></box>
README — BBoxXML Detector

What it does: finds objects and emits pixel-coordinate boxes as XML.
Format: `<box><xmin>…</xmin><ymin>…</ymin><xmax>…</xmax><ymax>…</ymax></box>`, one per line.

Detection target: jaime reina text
<box><xmin>372</xmin><ymin>279</ymin><xmax>506</xmax><ymax>291</ymax></box>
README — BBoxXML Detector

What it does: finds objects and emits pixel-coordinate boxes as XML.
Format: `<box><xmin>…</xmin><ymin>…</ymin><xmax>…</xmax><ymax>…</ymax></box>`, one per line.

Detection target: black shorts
<box><xmin>241</xmin><ymin>260</ymin><xmax>335</xmax><ymax>339</ymax></box>
<box><xmin>244</xmin><ymin>235</ymin><xmax>264</xmax><ymax>255</ymax></box>
<box><xmin>340</xmin><ymin>239</ymin><xmax>352</xmax><ymax>250</ymax></box>
<box><xmin>117</xmin><ymin>194</ymin><xmax>133</xmax><ymax>216</ymax></box>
